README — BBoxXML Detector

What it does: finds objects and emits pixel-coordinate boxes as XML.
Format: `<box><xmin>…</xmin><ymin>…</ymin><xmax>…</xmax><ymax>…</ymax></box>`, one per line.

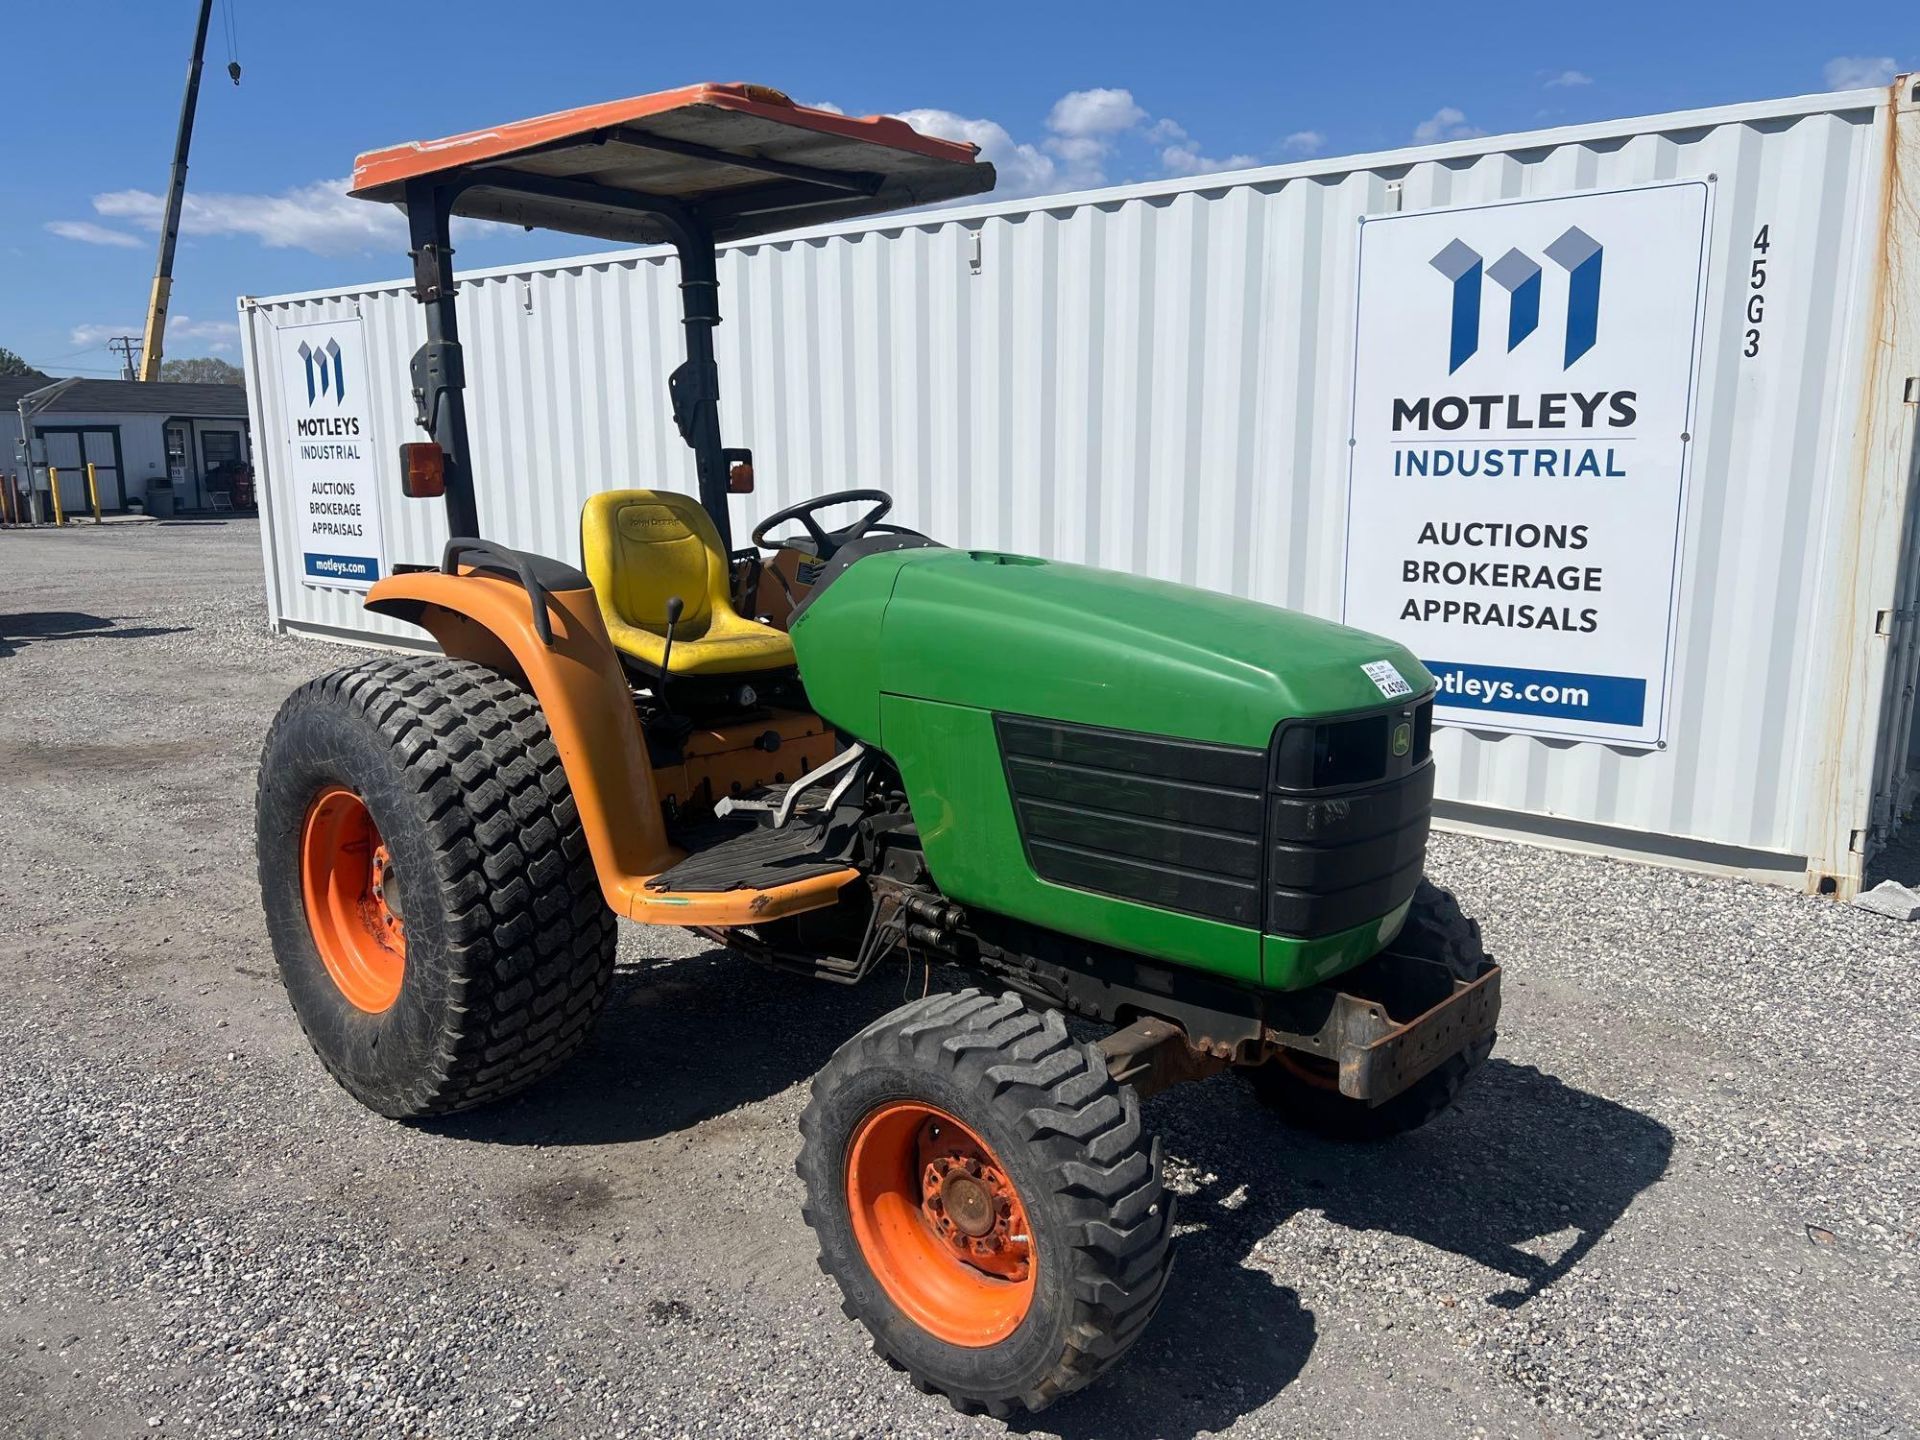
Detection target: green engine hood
<box><xmin>790</xmin><ymin>548</ymin><xmax>1430</xmax><ymax>746</ymax></box>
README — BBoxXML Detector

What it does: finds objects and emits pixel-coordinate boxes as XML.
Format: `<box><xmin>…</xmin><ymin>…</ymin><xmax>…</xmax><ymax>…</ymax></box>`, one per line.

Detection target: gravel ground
<box><xmin>0</xmin><ymin>518</ymin><xmax>1914</xmax><ymax>1440</ymax></box>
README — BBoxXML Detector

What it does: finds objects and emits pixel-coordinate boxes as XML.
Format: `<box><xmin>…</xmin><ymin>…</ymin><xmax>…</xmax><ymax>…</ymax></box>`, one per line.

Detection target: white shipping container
<box><xmin>242</xmin><ymin>79</ymin><xmax>1920</xmax><ymax>895</ymax></box>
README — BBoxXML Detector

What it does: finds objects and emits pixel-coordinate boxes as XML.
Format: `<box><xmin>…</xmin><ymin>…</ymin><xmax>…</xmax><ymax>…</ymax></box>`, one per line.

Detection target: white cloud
<box><xmin>899</xmin><ymin>88</ymin><xmax>1264</xmax><ymax>197</ymax></box>
<box><xmin>1039</xmin><ymin>88</ymin><xmax>1150</xmax><ymax>188</ymax></box>
<box><xmin>1159</xmin><ymin>142</ymin><xmax>1261</xmax><ymax>178</ymax></box>
<box><xmin>70</xmin><ymin>314</ymin><xmax>239</xmax><ymax>348</ymax></box>
<box><xmin>1046</xmin><ymin>87</ymin><xmax>1146</xmax><ymax>138</ymax></box>
<box><xmin>1280</xmin><ymin>130</ymin><xmax>1325</xmax><ymax>157</ymax></box>
<box><xmin>1046</xmin><ymin>134</ymin><xmax>1109</xmax><ymax>167</ymax></box>
<box><xmin>893</xmin><ymin>108</ymin><xmax>1058</xmax><ymax>198</ymax></box>
<box><xmin>1044</xmin><ymin>133</ymin><xmax>1115</xmax><ymax>187</ymax></box>
<box><xmin>91</xmin><ymin>176</ymin><xmax>405</xmax><ymax>257</ymax></box>
<box><xmin>1823</xmin><ymin>55</ymin><xmax>1898</xmax><ymax>90</ymax></box>
<box><xmin>1544</xmin><ymin>69</ymin><xmax>1594</xmax><ymax>88</ymax></box>
<box><xmin>801</xmin><ymin>99</ymin><xmax>845</xmax><ymax>115</ymax></box>
<box><xmin>176</xmin><ymin>315</ymin><xmax>240</xmax><ymax>343</ymax></box>
<box><xmin>46</xmin><ymin>219</ymin><xmax>144</xmax><ymax>248</ymax></box>
<box><xmin>69</xmin><ymin>322</ymin><xmax>136</xmax><ymax>347</ymax></box>
<box><xmin>1413</xmin><ymin>106</ymin><xmax>1486</xmax><ymax>144</ymax></box>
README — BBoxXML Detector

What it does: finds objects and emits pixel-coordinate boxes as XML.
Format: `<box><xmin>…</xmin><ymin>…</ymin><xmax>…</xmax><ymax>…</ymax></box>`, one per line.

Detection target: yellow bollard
<box><xmin>0</xmin><ymin>474</ymin><xmax>13</xmax><ymax>526</ymax></box>
<box><xmin>47</xmin><ymin>466</ymin><xmax>65</xmax><ymax>526</ymax></box>
<box><xmin>86</xmin><ymin>462</ymin><xmax>103</xmax><ymax>524</ymax></box>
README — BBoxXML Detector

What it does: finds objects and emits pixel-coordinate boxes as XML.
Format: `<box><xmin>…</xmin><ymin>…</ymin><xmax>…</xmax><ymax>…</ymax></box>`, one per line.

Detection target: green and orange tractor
<box><xmin>255</xmin><ymin>83</ymin><xmax>1501</xmax><ymax>1415</ymax></box>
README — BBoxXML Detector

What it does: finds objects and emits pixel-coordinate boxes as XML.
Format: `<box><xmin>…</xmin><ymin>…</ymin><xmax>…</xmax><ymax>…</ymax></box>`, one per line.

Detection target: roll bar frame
<box><xmin>396</xmin><ymin>143</ymin><xmax>880</xmax><ymax>550</ymax></box>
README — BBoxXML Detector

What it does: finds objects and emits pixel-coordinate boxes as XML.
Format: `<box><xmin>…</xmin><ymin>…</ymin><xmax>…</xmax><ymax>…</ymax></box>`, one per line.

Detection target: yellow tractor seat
<box><xmin>580</xmin><ymin>489</ymin><xmax>796</xmax><ymax>676</ymax></box>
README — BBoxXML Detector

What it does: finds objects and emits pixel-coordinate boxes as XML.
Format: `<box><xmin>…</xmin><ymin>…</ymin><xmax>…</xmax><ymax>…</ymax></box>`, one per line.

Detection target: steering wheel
<box><xmin>750</xmin><ymin>488</ymin><xmax>893</xmax><ymax>560</ymax></box>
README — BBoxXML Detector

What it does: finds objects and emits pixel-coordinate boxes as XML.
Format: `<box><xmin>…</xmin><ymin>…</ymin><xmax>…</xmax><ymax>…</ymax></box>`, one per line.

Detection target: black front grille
<box><xmin>997</xmin><ymin>698</ymin><xmax>1436</xmax><ymax>940</ymax></box>
<box><xmin>996</xmin><ymin>716</ymin><xmax>1267</xmax><ymax>926</ymax></box>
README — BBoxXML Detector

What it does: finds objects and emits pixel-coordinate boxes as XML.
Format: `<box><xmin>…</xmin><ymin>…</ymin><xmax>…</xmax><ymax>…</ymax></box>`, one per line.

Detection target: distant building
<box><xmin>4</xmin><ymin>377</ymin><xmax>252</xmax><ymax>514</ymax></box>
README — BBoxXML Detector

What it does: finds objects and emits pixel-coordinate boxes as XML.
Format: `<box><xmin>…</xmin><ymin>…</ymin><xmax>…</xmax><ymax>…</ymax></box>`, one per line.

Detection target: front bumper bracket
<box><xmin>1263</xmin><ymin>954</ymin><xmax>1502</xmax><ymax>1106</ymax></box>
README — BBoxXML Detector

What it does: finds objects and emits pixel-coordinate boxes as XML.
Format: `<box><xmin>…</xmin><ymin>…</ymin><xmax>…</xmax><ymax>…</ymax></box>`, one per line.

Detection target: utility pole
<box><xmin>108</xmin><ymin>335</ymin><xmax>143</xmax><ymax>380</ymax></box>
<box><xmin>138</xmin><ymin>0</ymin><xmax>215</xmax><ymax>382</ymax></box>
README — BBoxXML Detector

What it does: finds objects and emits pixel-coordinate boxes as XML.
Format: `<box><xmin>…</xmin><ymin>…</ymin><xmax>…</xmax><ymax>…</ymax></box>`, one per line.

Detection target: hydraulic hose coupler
<box><xmin>904</xmin><ymin>921</ymin><xmax>958</xmax><ymax>953</ymax></box>
<box><xmin>901</xmin><ymin>893</ymin><xmax>963</xmax><ymax>932</ymax></box>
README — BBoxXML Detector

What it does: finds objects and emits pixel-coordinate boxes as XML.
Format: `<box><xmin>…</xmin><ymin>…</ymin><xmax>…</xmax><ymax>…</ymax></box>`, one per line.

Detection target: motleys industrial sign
<box><xmin>1342</xmin><ymin>181</ymin><xmax>1712</xmax><ymax>748</ymax></box>
<box><xmin>275</xmin><ymin>318</ymin><xmax>388</xmax><ymax>591</ymax></box>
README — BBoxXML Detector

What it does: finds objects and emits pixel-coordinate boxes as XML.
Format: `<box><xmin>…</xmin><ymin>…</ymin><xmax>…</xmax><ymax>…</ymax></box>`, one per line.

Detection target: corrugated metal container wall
<box><xmin>243</xmin><ymin>85</ymin><xmax>1920</xmax><ymax>885</ymax></box>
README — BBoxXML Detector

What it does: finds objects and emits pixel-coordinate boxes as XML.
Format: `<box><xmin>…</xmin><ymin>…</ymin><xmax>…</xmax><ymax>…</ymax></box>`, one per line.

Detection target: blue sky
<box><xmin>1</xmin><ymin>0</ymin><xmax>1908</xmax><ymax>377</ymax></box>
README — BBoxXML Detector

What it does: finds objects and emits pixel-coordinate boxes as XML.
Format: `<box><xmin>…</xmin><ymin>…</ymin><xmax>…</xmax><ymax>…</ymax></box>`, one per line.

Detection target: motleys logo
<box><xmin>297</xmin><ymin>337</ymin><xmax>346</xmax><ymax>406</ymax></box>
<box><xmin>1429</xmin><ymin>227</ymin><xmax>1603</xmax><ymax>373</ymax></box>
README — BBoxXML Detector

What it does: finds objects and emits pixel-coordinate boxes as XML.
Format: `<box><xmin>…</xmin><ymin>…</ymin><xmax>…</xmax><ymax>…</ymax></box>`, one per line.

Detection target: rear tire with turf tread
<box><xmin>797</xmin><ymin>989</ymin><xmax>1173</xmax><ymax>1415</ymax></box>
<box><xmin>1247</xmin><ymin>878</ymin><xmax>1495</xmax><ymax>1142</ymax></box>
<box><xmin>256</xmin><ymin>654</ymin><xmax>618</xmax><ymax>1119</ymax></box>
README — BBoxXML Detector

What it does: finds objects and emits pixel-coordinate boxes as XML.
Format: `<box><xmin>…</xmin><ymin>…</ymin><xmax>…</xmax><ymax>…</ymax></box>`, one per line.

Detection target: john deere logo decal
<box><xmin>1429</xmin><ymin>227</ymin><xmax>1603</xmax><ymax>373</ymax></box>
<box><xmin>1392</xmin><ymin>721</ymin><xmax>1412</xmax><ymax>757</ymax></box>
<box><xmin>298</xmin><ymin>337</ymin><xmax>346</xmax><ymax>406</ymax></box>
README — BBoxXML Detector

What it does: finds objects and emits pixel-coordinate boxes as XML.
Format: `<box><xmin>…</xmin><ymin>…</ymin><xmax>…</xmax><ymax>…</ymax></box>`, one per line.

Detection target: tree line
<box><xmin>0</xmin><ymin>345</ymin><xmax>243</xmax><ymax>385</ymax></box>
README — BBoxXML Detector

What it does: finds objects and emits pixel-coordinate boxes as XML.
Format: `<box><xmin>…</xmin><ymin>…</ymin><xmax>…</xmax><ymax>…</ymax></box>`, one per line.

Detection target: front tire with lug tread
<box><xmin>797</xmin><ymin>989</ymin><xmax>1174</xmax><ymax>1415</ymax></box>
<box><xmin>256</xmin><ymin>655</ymin><xmax>618</xmax><ymax>1119</ymax></box>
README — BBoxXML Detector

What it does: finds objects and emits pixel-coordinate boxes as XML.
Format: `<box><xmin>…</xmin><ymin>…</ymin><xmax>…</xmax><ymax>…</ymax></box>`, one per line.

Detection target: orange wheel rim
<box><xmin>299</xmin><ymin>787</ymin><xmax>406</xmax><ymax>1013</ymax></box>
<box><xmin>846</xmin><ymin>1102</ymin><xmax>1035</xmax><ymax>1347</ymax></box>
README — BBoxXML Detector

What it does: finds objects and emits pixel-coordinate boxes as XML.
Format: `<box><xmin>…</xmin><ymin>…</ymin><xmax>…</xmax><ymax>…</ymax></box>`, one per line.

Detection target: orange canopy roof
<box><xmin>350</xmin><ymin>83</ymin><xmax>996</xmax><ymax>245</ymax></box>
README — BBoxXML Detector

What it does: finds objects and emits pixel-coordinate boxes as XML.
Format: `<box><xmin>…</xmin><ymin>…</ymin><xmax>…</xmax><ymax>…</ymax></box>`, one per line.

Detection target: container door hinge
<box><xmin>1874</xmin><ymin>607</ymin><xmax>1915</xmax><ymax>636</ymax></box>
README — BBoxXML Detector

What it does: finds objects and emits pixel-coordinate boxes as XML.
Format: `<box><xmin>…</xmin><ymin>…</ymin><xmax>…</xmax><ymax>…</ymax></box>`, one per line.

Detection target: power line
<box><xmin>34</xmin><ymin>341</ymin><xmax>114</xmax><ymax>363</ymax></box>
<box><xmin>21</xmin><ymin>362</ymin><xmax>128</xmax><ymax>376</ymax></box>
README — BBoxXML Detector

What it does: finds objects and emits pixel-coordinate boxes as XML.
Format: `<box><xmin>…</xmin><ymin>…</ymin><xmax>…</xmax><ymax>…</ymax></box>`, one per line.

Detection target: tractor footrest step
<box><xmin>650</xmin><ymin>818</ymin><xmax>850</xmax><ymax>893</ymax></box>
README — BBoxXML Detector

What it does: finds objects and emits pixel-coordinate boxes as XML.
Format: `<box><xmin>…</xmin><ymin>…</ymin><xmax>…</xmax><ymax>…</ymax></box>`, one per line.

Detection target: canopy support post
<box><xmin>667</xmin><ymin>219</ymin><xmax>734</xmax><ymax>551</ymax></box>
<box><xmin>405</xmin><ymin>180</ymin><xmax>481</xmax><ymax>539</ymax></box>
<box><xmin>400</xmin><ymin>171</ymin><xmax>744</xmax><ymax>548</ymax></box>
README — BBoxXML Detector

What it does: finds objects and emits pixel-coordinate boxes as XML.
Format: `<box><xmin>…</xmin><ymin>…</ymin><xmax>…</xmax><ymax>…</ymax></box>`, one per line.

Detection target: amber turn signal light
<box><xmin>728</xmin><ymin>461</ymin><xmax>755</xmax><ymax>494</ymax></box>
<box><xmin>400</xmin><ymin>443</ymin><xmax>445</xmax><ymax>498</ymax></box>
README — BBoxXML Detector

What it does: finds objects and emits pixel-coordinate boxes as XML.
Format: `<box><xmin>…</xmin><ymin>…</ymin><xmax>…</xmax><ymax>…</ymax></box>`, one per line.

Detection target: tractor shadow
<box><xmin>1287</xmin><ymin>1060</ymin><xmax>1676</xmax><ymax>1309</ymax></box>
<box><xmin>0</xmin><ymin>610</ymin><xmax>188</xmax><ymax>658</ymax></box>
<box><xmin>427</xmin><ymin>939</ymin><xmax>908</xmax><ymax>1148</ymax></box>
<box><xmin>433</xmin><ymin>956</ymin><xmax>1671</xmax><ymax>1437</ymax></box>
<box><xmin>1017</xmin><ymin>1057</ymin><xmax>1672</xmax><ymax>1440</ymax></box>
